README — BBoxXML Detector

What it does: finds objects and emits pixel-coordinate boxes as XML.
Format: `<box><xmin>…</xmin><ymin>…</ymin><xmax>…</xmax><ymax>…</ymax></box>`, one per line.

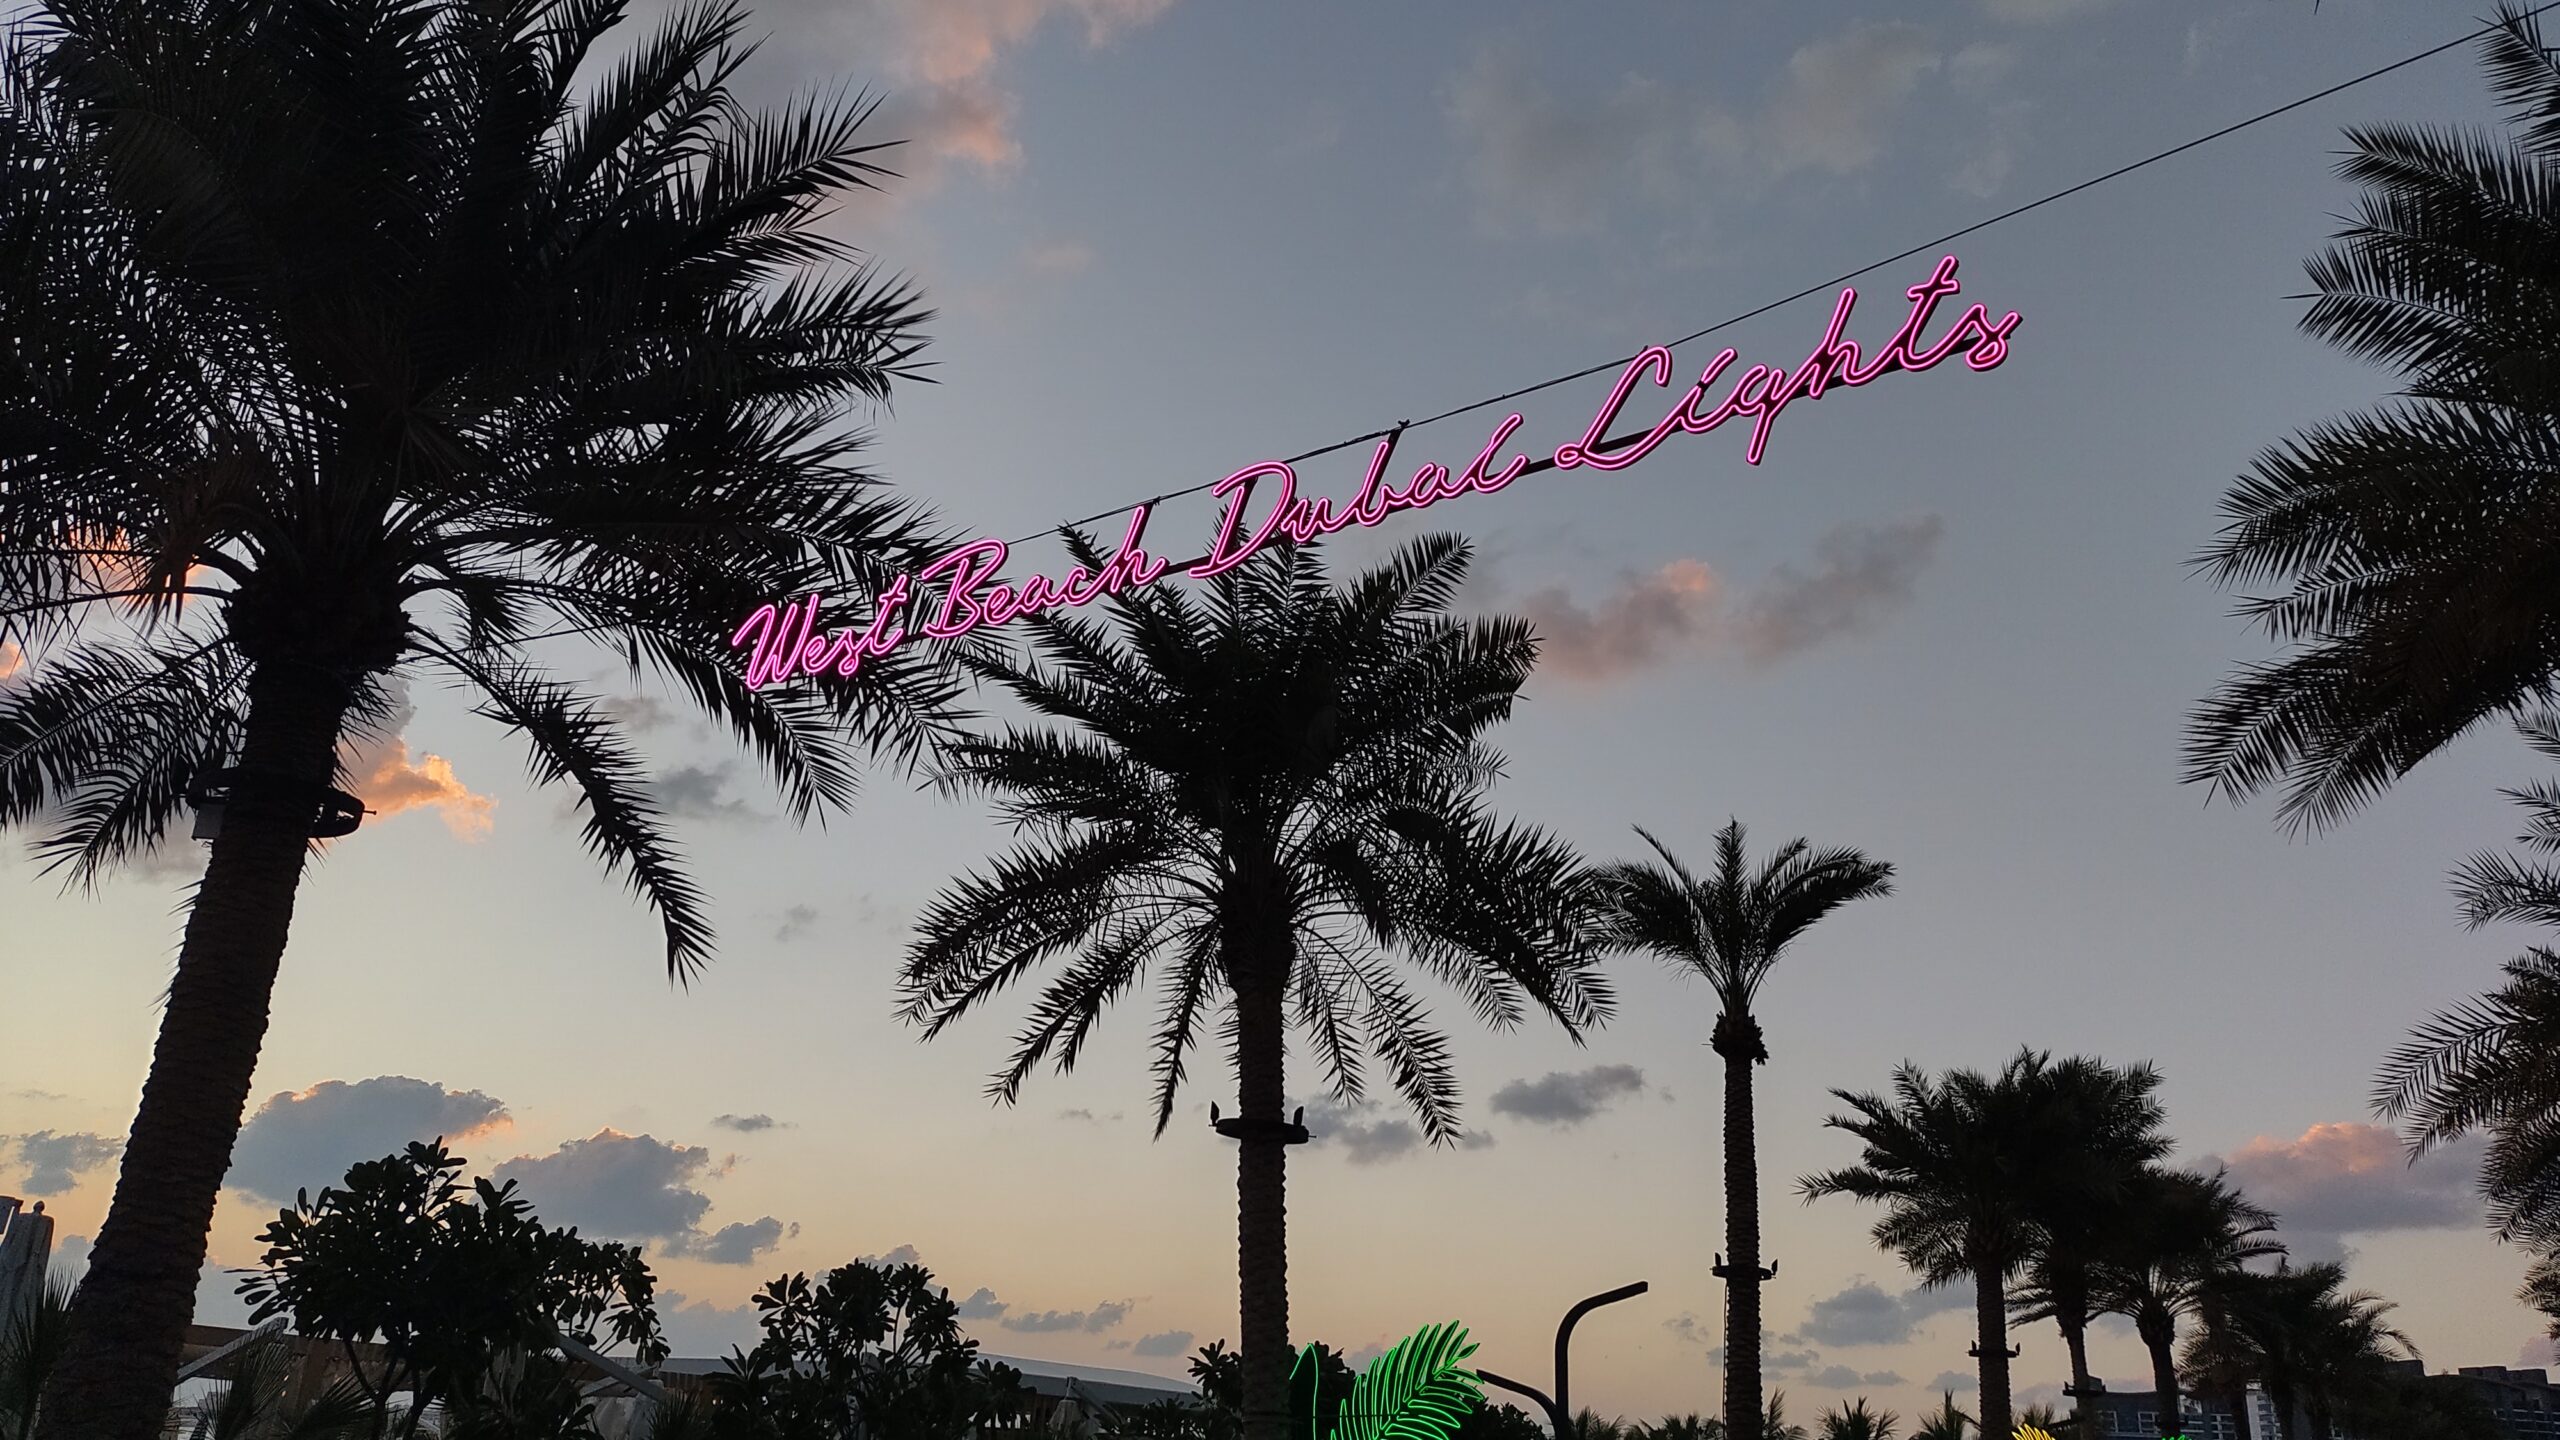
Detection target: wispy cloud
<box><xmin>1515</xmin><ymin>518</ymin><xmax>1943</xmax><ymax>684</ymax></box>
<box><xmin>1301</xmin><ymin>1098</ymin><xmax>1496</xmax><ymax>1164</ymax></box>
<box><xmin>7</xmin><ymin>1131</ymin><xmax>120</xmax><ymax>1194</ymax></box>
<box><xmin>698</xmin><ymin>0</ymin><xmax>1182</xmax><ymax>193</ymax></box>
<box><xmin>710</xmin><ymin>1113</ymin><xmax>787</xmax><ymax>1133</ymax></box>
<box><xmin>1002</xmin><ymin>1299</ymin><xmax>1133</xmax><ymax>1333</ymax></box>
<box><xmin>655</xmin><ymin>763</ymin><xmax>760</xmax><ymax>822</ymax></box>
<box><xmin>664</xmin><ymin>1215</ymin><xmax>799</xmax><ymax>1266</ymax></box>
<box><xmin>1488</xmin><ymin>1066</ymin><xmax>1648</xmax><ymax>1127</ymax></box>
<box><xmin>1787</xmin><ymin>1276</ymin><xmax>1969</xmax><ymax>1347</ymax></box>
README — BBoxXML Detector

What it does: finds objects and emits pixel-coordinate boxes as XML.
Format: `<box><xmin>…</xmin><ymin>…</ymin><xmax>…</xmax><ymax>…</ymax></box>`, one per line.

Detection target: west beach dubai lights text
<box><xmin>731</xmin><ymin>254</ymin><xmax>2021</xmax><ymax>689</ymax></box>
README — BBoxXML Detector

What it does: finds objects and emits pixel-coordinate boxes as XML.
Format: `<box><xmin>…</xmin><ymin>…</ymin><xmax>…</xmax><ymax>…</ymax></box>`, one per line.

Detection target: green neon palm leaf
<box><xmin>1318</xmin><ymin>1323</ymin><xmax>1484</xmax><ymax>1440</ymax></box>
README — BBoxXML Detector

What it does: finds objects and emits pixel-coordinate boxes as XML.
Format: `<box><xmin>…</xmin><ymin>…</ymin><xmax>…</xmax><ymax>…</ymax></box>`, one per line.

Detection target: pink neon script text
<box><xmin>731</xmin><ymin>254</ymin><xmax>2019</xmax><ymax>690</ymax></box>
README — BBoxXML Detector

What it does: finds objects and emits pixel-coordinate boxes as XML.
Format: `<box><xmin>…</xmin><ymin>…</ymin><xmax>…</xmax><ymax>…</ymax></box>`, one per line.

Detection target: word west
<box><xmin>732</xmin><ymin>255</ymin><xmax>2021</xmax><ymax>690</ymax></box>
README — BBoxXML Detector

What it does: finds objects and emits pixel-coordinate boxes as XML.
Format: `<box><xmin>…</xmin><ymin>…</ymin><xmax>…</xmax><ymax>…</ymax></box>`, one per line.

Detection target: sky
<box><xmin>4</xmin><ymin>0</ymin><xmax>2555</xmax><ymax>1424</ymax></box>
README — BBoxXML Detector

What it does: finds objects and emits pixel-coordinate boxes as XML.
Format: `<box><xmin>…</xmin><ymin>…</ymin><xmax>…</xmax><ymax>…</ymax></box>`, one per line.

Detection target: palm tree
<box><xmin>1758</xmin><ymin>1392</ymin><xmax>1806</xmax><ymax>1440</ymax></box>
<box><xmin>0</xmin><ymin>3</ymin><xmax>955</xmax><ymax>1433</ymax></box>
<box><xmin>2186</xmin><ymin>1261</ymin><xmax>2409</xmax><ymax>1440</ymax></box>
<box><xmin>2377</xmin><ymin>711</ymin><xmax>2560</xmax><ymax>1245</ymax></box>
<box><xmin>2183</xmin><ymin>4</ymin><xmax>2560</xmax><ymax>831</ymax></box>
<box><xmin>2012</xmin><ymin>1402</ymin><xmax>2065</xmax><ymax>1438</ymax></box>
<box><xmin>1907</xmin><ymin>1395</ymin><xmax>1969</xmax><ymax>1440</ymax></box>
<box><xmin>1815</xmin><ymin>1398</ymin><xmax>1895</xmax><ymax>1440</ymax></box>
<box><xmin>1803</xmin><ymin>1053</ymin><xmax>2147</xmax><ymax>1440</ymax></box>
<box><xmin>168</xmin><ymin>1330</ymin><xmax>372</xmax><ymax>1440</ymax></box>
<box><xmin>897</xmin><ymin>534</ymin><xmax>1610</xmax><ymax>1440</ymax></box>
<box><xmin>2085</xmin><ymin>1168</ymin><xmax>2281</xmax><ymax>1426</ymax></box>
<box><xmin>1592</xmin><ymin>823</ymin><xmax>1893</xmax><ymax>1440</ymax></box>
<box><xmin>0</xmin><ymin>1279</ymin><xmax>71</xmax><ymax>1440</ymax></box>
<box><xmin>2002</xmin><ymin>1063</ymin><xmax>2170</xmax><ymax>1438</ymax></box>
<box><xmin>1640</xmin><ymin>1415</ymin><xmax>1725</xmax><ymax>1440</ymax></box>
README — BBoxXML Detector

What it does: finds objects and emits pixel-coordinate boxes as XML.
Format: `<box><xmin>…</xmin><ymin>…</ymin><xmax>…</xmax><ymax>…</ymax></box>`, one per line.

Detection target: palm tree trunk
<box><xmin>2058</xmin><ymin>1309</ymin><xmax>2095</xmax><ymax>1440</ymax></box>
<box><xmin>1235</xmin><ymin>978</ymin><xmax>1292</xmax><ymax>1440</ymax></box>
<box><xmin>2136</xmin><ymin>1303</ymin><xmax>2180</xmax><ymax>1430</ymax></box>
<box><xmin>1714</xmin><ymin>1012</ymin><xmax>1765</xmax><ymax>1440</ymax></box>
<box><xmin>1973</xmin><ymin>1260</ymin><xmax>2014</xmax><ymax>1440</ymax></box>
<box><xmin>2226</xmin><ymin>1384</ymin><xmax>2255</xmax><ymax>1440</ymax></box>
<box><xmin>2265</xmin><ymin>1382</ymin><xmax>2300</xmax><ymax>1440</ymax></box>
<box><xmin>37</xmin><ymin>663</ymin><xmax>350</xmax><ymax>1440</ymax></box>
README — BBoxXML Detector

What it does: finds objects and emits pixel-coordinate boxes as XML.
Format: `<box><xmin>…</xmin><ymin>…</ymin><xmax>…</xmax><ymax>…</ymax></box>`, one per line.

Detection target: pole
<box><xmin>1477</xmin><ymin>1282</ymin><xmax>1649</xmax><ymax>1438</ymax></box>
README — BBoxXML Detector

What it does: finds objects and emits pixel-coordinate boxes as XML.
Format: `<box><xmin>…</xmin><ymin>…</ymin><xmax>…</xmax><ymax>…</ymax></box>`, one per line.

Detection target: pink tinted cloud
<box><xmin>0</xmin><ymin>640</ymin><xmax>21</xmax><ymax>681</ymax></box>
<box><xmin>340</xmin><ymin>683</ymin><xmax>496</xmax><ymax>840</ymax></box>
<box><xmin>2213</xmin><ymin>1121</ymin><xmax>2483</xmax><ymax>1251</ymax></box>
<box><xmin>848</xmin><ymin>0</ymin><xmax>1178</xmax><ymax>183</ymax></box>
<box><xmin>1521</xmin><ymin>560</ymin><xmax>1722</xmax><ymax>682</ymax></box>
<box><xmin>1515</xmin><ymin>517</ymin><xmax>1942</xmax><ymax>685</ymax></box>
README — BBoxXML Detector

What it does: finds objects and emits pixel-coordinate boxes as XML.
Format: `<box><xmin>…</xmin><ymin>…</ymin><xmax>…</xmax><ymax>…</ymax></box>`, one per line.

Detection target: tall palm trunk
<box><xmin>1971</xmin><ymin>1260</ymin><xmax>2014</xmax><ymax>1440</ymax></box>
<box><xmin>2057</xmin><ymin>1306</ymin><xmax>2095</xmax><ymax>1440</ymax></box>
<box><xmin>38</xmin><ymin>664</ymin><xmax>351</xmax><ymax>1440</ymax></box>
<box><xmin>2134</xmin><ymin>1303</ymin><xmax>2179</xmax><ymax>1433</ymax></box>
<box><xmin>1714</xmin><ymin>1012</ymin><xmax>1766</xmax><ymax>1440</ymax></box>
<box><xmin>1235</xmin><ymin>978</ymin><xmax>1291</xmax><ymax>1440</ymax></box>
<box><xmin>2226</xmin><ymin>1383</ymin><xmax>2255</xmax><ymax>1440</ymax></box>
<box><xmin>2265</xmin><ymin>1382</ymin><xmax>2301</xmax><ymax>1440</ymax></box>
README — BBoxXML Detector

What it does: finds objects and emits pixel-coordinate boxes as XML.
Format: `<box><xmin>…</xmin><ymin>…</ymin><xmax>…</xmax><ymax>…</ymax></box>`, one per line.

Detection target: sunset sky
<box><xmin>4</xmin><ymin>0</ymin><xmax>2552</xmax><ymax>1423</ymax></box>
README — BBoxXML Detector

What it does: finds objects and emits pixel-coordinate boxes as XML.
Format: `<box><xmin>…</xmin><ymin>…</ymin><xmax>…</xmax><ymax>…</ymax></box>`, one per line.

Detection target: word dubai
<box><xmin>732</xmin><ymin>254</ymin><xmax>2021</xmax><ymax>690</ymax></box>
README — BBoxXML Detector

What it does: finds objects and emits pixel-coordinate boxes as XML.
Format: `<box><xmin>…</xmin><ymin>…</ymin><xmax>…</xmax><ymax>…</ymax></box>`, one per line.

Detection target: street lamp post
<box><xmin>1477</xmin><ymin>1281</ymin><xmax>1649</xmax><ymax>1438</ymax></box>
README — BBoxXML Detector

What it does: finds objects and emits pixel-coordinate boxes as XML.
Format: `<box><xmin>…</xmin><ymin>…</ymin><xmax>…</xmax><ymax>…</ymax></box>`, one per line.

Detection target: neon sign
<box><xmin>731</xmin><ymin>255</ymin><xmax>2020</xmax><ymax>690</ymax></box>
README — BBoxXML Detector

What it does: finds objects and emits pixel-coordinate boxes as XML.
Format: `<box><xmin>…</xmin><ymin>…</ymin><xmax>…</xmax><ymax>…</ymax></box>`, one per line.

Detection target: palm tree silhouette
<box><xmin>2184</xmin><ymin>1261</ymin><xmax>2410</xmax><ymax>1440</ymax></box>
<box><xmin>2377</xmin><ymin>706</ymin><xmax>2560</xmax><ymax>1246</ymax></box>
<box><xmin>897</xmin><ymin>534</ymin><xmax>1610</xmax><ymax>1440</ymax></box>
<box><xmin>1592</xmin><ymin>821</ymin><xmax>1892</xmax><ymax>1440</ymax></box>
<box><xmin>0</xmin><ymin>4</ymin><xmax>955</xmax><ymax>1432</ymax></box>
<box><xmin>2185</xmin><ymin>5</ymin><xmax>2560</xmax><ymax>831</ymax></box>
<box><xmin>2005</xmin><ymin>1062</ymin><xmax>2171</xmax><ymax>1438</ymax></box>
<box><xmin>1802</xmin><ymin>1052</ymin><xmax>2158</xmax><ymax>1440</ymax></box>
<box><xmin>2086</xmin><ymin>1168</ymin><xmax>2281</xmax><ymax>1426</ymax></box>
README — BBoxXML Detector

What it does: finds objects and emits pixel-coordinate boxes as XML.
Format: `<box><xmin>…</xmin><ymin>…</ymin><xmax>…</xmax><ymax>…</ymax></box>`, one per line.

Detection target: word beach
<box><xmin>733</xmin><ymin>254</ymin><xmax>2021</xmax><ymax>690</ymax></box>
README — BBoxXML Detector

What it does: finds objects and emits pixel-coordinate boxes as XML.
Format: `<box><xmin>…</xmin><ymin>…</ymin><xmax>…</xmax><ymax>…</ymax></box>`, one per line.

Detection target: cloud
<box><xmin>1789</xmin><ymin>1277</ymin><xmax>1971</xmax><ymax>1348</ymax></box>
<box><xmin>711</xmin><ymin>1113</ymin><xmax>786</xmax><ymax>1133</ymax></box>
<box><xmin>1664</xmin><ymin>1312</ymin><xmax>1709</xmax><ymax>1346</ymax></box>
<box><xmin>702</xmin><ymin>0</ymin><xmax>1181</xmax><ymax>192</ymax></box>
<box><xmin>226</xmin><ymin>1077</ymin><xmax>511</xmax><ymax>1205</ymax></box>
<box><xmin>1981</xmin><ymin>0</ymin><xmax>2112</xmax><ymax>20</ymax></box>
<box><xmin>493</xmin><ymin>1129</ymin><xmax>718</xmax><ymax>1241</ymax></box>
<box><xmin>11</xmin><ymin>1090</ymin><xmax>67</xmax><ymax>1103</ymax></box>
<box><xmin>1812</xmin><ymin>1365</ymin><xmax>1863</xmax><ymax>1389</ymax></box>
<box><xmin>1521</xmin><ymin>561</ymin><xmax>1722</xmax><ymax>683</ymax></box>
<box><xmin>1133</xmin><ymin>1330</ymin><xmax>1195</xmax><ymax>1357</ymax></box>
<box><xmin>1728</xmin><ymin>517</ymin><xmax>1944</xmax><ymax>666</ymax></box>
<box><xmin>1519</xmin><ymin>519</ymin><xmax>1942</xmax><ymax>684</ymax></box>
<box><xmin>1488</xmin><ymin>1066</ymin><xmax>1647</xmax><ymax>1127</ymax></box>
<box><xmin>341</xmin><ymin>682</ymin><xmax>495</xmax><ymax>839</ymax></box>
<box><xmin>861</xmin><ymin>1244</ymin><xmax>925</xmax><ymax>1268</ymax></box>
<box><xmin>8</xmin><ymin>1131</ymin><xmax>120</xmax><ymax>1194</ymax></box>
<box><xmin>775</xmin><ymin>905</ymin><xmax>821</xmax><ymax>943</ymax></box>
<box><xmin>665</xmin><ymin>1216</ymin><xmax>797</xmax><ymax>1266</ymax></box>
<box><xmin>602</xmin><ymin>693</ymin><xmax>678</xmax><ymax>734</ymax></box>
<box><xmin>1001</xmin><ymin>1300</ymin><xmax>1132</xmax><ymax>1334</ymax></box>
<box><xmin>1929</xmin><ymin>1370</ymin><xmax>1978</xmax><ymax>1392</ymax></box>
<box><xmin>0</xmin><ymin>640</ymin><xmax>21</xmax><ymax>682</ymax></box>
<box><xmin>1445</xmin><ymin>21</ymin><xmax>2000</xmax><ymax>236</ymax></box>
<box><xmin>1863</xmin><ymin>1370</ymin><xmax>1908</xmax><ymax>1387</ymax></box>
<box><xmin>954</xmin><ymin>1286</ymin><xmax>1010</xmax><ymax>1319</ymax></box>
<box><xmin>656</xmin><ymin>763</ymin><xmax>759</xmax><ymax>821</ymax></box>
<box><xmin>2211</xmin><ymin>1122</ymin><xmax>2484</xmax><ymax>1259</ymax></box>
<box><xmin>1025</xmin><ymin>241</ymin><xmax>1095</xmax><ymax>276</ymax></box>
<box><xmin>1443</xmin><ymin>39</ymin><xmax>1737</xmax><ymax>236</ymax></box>
<box><xmin>1762</xmin><ymin>22</ymin><xmax>1941</xmax><ymax>177</ymax></box>
<box><xmin>1300</xmin><ymin>1099</ymin><xmax>1423</xmax><ymax>1165</ymax></box>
